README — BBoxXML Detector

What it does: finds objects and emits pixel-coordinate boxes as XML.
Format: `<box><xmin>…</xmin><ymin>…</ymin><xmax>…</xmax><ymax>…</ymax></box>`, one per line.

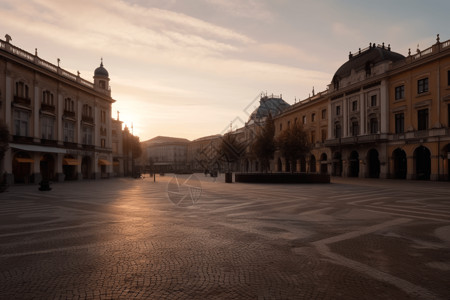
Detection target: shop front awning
<box><xmin>113</xmin><ymin>161</ymin><xmax>120</xmax><ymax>166</ymax></box>
<box><xmin>98</xmin><ymin>159</ymin><xmax>111</xmax><ymax>165</ymax></box>
<box><xmin>15</xmin><ymin>157</ymin><xmax>34</xmax><ymax>163</ymax></box>
<box><xmin>10</xmin><ymin>143</ymin><xmax>66</xmax><ymax>154</ymax></box>
<box><xmin>63</xmin><ymin>158</ymin><xmax>79</xmax><ymax>165</ymax></box>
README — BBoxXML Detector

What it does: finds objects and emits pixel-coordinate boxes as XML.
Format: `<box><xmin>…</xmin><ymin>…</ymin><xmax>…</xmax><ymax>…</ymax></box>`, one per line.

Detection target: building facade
<box><xmin>142</xmin><ymin>136</ymin><xmax>189</xmax><ymax>173</ymax></box>
<box><xmin>0</xmin><ymin>35</ymin><xmax>116</xmax><ymax>184</ymax></box>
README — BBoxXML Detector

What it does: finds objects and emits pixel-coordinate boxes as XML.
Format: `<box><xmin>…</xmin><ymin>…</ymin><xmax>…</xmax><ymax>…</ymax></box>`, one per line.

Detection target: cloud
<box><xmin>203</xmin><ymin>0</ymin><xmax>274</xmax><ymax>21</ymax></box>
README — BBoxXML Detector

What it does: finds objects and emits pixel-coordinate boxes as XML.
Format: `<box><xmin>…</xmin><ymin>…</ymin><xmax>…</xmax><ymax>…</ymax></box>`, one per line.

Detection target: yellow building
<box><xmin>387</xmin><ymin>36</ymin><xmax>450</xmax><ymax>180</ymax></box>
<box><xmin>0</xmin><ymin>35</ymin><xmax>116</xmax><ymax>184</ymax></box>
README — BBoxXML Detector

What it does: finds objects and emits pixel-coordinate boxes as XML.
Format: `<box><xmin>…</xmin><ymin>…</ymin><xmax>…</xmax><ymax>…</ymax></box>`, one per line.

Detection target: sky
<box><xmin>1</xmin><ymin>0</ymin><xmax>449</xmax><ymax>141</ymax></box>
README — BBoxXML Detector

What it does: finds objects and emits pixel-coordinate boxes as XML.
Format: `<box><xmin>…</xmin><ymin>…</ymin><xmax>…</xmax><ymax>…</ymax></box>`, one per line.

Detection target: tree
<box><xmin>219</xmin><ymin>133</ymin><xmax>245</xmax><ymax>171</ymax></box>
<box><xmin>251</xmin><ymin>113</ymin><xmax>275</xmax><ymax>172</ymax></box>
<box><xmin>276</xmin><ymin>123</ymin><xmax>310</xmax><ymax>172</ymax></box>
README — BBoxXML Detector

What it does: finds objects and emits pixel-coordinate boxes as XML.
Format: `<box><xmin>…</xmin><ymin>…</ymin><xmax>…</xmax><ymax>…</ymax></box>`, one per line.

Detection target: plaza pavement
<box><xmin>0</xmin><ymin>174</ymin><xmax>449</xmax><ymax>299</ymax></box>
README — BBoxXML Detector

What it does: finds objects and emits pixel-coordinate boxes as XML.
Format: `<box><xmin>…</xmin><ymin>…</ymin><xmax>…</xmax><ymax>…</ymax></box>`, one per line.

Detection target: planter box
<box><xmin>235</xmin><ymin>172</ymin><xmax>330</xmax><ymax>184</ymax></box>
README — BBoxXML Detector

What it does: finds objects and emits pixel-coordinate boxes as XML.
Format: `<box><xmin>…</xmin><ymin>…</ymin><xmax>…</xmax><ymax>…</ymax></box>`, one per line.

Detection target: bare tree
<box><xmin>251</xmin><ymin>113</ymin><xmax>275</xmax><ymax>172</ymax></box>
<box><xmin>276</xmin><ymin>123</ymin><xmax>310</xmax><ymax>172</ymax></box>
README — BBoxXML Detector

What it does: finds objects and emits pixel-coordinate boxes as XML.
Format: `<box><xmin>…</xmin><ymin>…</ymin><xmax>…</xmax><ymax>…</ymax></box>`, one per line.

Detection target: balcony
<box><xmin>82</xmin><ymin>115</ymin><xmax>94</xmax><ymax>124</ymax></box>
<box><xmin>64</xmin><ymin>142</ymin><xmax>78</xmax><ymax>149</ymax></box>
<box><xmin>40</xmin><ymin>103</ymin><xmax>55</xmax><ymax>114</ymax></box>
<box><xmin>63</xmin><ymin>110</ymin><xmax>76</xmax><ymax>119</ymax></box>
<box><xmin>82</xmin><ymin>144</ymin><xmax>95</xmax><ymax>150</ymax></box>
<box><xmin>41</xmin><ymin>139</ymin><xmax>58</xmax><ymax>146</ymax></box>
<box><xmin>12</xmin><ymin>135</ymin><xmax>33</xmax><ymax>143</ymax></box>
<box><xmin>324</xmin><ymin>134</ymin><xmax>389</xmax><ymax>147</ymax></box>
<box><xmin>13</xmin><ymin>96</ymin><xmax>31</xmax><ymax>107</ymax></box>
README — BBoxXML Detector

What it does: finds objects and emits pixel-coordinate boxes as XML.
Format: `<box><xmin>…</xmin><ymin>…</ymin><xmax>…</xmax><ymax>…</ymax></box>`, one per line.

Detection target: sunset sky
<box><xmin>1</xmin><ymin>0</ymin><xmax>448</xmax><ymax>141</ymax></box>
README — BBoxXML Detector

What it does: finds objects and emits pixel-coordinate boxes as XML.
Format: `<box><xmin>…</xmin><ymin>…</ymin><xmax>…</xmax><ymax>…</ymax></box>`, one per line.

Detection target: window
<box><xmin>369</xmin><ymin>118</ymin><xmax>378</xmax><ymax>134</ymax></box>
<box><xmin>351</xmin><ymin>121</ymin><xmax>359</xmax><ymax>136</ymax></box>
<box><xmin>395</xmin><ymin>113</ymin><xmax>404</xmax><ymax>134</ymax></box>
<box><xmin>334</xmin><ymin>123</ymin><xmax>341</xmax><ymax>138</ymax></box>
<box><xmin>302</xmin><ymin>116</ymin><xmax>306</xmax><ymax>124</ymax></box>
<box><xmin>279</xmin><ymin>124</ymin><xmax>282</xmax><ymax>131</ymax></box>
<box><xmin>294</xmin><ymin>117</ymin><xmax>297</xmax><ymax>124</ymax></box>
<box><xmin>287</xmin><ymin>120</ymin><xmax>291</xmax><ymax>129</ymax></box>
<box><xmin>371</xmin><ymin>95</ymin><xmax>377</xmax><ymax>107</ymax></box>
<box><xmin>14</xmin><ymin>110</ymin><xmax>29</xmax><ymax>136</ymax></box>
<box><xmin>101</xmin><ymin>110</ymin><xmax>106</xmax><ymax>123</ymax></box>
<box><xmin>322</xmin><ymin>109</ymin><xmax>327</xmax><ymax>119</ymax></box>
<box><xmin>417</xmin><ymin>109</ymin><xmax>428</xmax><ymax>131</ymax></box>
<box><xmin>65</xmin><ymin>98</ymin><xmax>74</xmax><ymax>112</ymax></box>
<box><xmin>311</xmin><ymin>113</ymin><xmax>316</xmax><ymax>122</ymax></box>
<box><xmin>15</xmin><ymin>81</ymin><xmax>29</xmax><ymax>98</ymax></box>
<box><xmin>99</xmin><ymin>80</ymin><xmax>105</xmax><ymax>89</ymax></box>
<box><xmin>82</xmin><ymin>104</ymin><xmax>93</xmax><ymax>117</ymax></box>
<box><xmin>336</xmin><ymin>106</ymin><xmax>341</xmax><ymax>116</ymax></box>
<box><xmin>352</xmin><ymin>101</ymin><xmax>358</xmax><ymax>111</ymax></box>
<box><xmin>41</xmin><ymin>116</ymin><xmax>54</xmax><ymax>140</ymax></box>
<box><xmin>311</xmin><ymin>131</ymin><xmax>315</xmax><ymax>144</ymax></box>
<box><xmin>321</xmin><ymin>129</ymin><xmax>327</xmax><ymax>142</ymax></box>
<box><xmin>82</xmin><ymin>126</ymin><xmax>93</xmax><ymax>145</ymax></box>
<box><xmin>42</xmin><ymin>90</ymin><xmax>54</xmax><ymax>105</ymax></box>
<box><xmin>395</xmin><ymin>85</ymin><xmax>405</xmax><ymax>100</ymax></box>
<box><xmin>101</xmin><ymin>138</ymin><xmax>106</xmax><ymax>148</ymax></box>
<box><xmin>418</xmin><ymin>78</ymin><xmax>429</xmax><ymax>94</ymax></box>
<box><xmin>64</xmin><ymin>121</ymin><xmax>75</xmax><ymax>142</ymax></box>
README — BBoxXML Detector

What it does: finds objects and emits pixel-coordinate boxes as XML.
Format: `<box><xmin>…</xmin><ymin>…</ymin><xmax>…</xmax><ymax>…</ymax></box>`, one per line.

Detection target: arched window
<box><xmin>369</xmin><ymin>118</ymin><xmax>378</xmax><ymax>134</ymax></box>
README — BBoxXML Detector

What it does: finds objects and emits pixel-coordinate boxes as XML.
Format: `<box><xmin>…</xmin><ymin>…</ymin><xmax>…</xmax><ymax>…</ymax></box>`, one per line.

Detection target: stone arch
<box><xmin>277</xmin><ymin>158</ymin><xmax>282</xmax><ymax>172</ymax></box>
<box><xmin>63</xmin><ymin>155</ymin><xmax>78</xmax><ymax>180</ymax></box>
<box><xmin>310</xmin><ymin>155</ymin><xmax>316</xmax><ymax>173</ymax></box>
<box><xmin>414</xmin><ymin>146</ymin><xmax>431</xmax><ymax>180</ymax></box>
<box><xmin>392</xmin><ymin>148</ymin><xmax>407</xmax><ymax>179</ymax></box>
<box><xmin>13</xmin><ymin>151</ymin><xmax>33</xmax><ymax>183</ymax></box>
<box><xmin>348</xmin><ymin>151</ymin><xmax>359</xmax><ymax>177</ymax></box>
<box><xmin>367</xmin><ymin>149</ymin><xmax>380</xmax><ymax>178</ymax></box>
<box><xmin>81</xmin><ymin>156</ymin><xmax>92</xmax><ymax>179</ymax></box>
<box><xmin>299</xmin><ymin>156</ymin><xmax>306</xmax><ymax>172</ymax></box>
<box><xmin>332</xmin><ymin>152</ymin><xmax>342</xmax><ymax>176</ymax></box>
<box><xmin>443</xmin><ymin>144</ymin><xmax>450</xmax><ymax>181</ymax></box>
<box><xmin>40</xmin><ymin>153</ymin><xmax>55</xmax><ymax>181</ymax></box>
<box><xmin>320</xmin><ymin>153</ymin><xmax>328</xmax><ymax>174</ymax></box>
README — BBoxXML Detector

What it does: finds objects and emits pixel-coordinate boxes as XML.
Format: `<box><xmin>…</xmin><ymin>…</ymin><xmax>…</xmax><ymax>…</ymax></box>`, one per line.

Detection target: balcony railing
<box><xmin>81</xmin><ymin>115</ymin><xmax>94</xmax><ymax>123</ymax></box>
<box><xmin>40</xmin><ymin>103</ymin><xmax>55</xmax><ymax>113</ymax></box>
<box><xmin>13</xmin><ymin>96</ymin><xmax>31</xmax><ymax>106</ymax></box>
<box><xmin>63</xmin><ymin>110</ymin><xmax>76</xmax><ymax>118</ymax></box>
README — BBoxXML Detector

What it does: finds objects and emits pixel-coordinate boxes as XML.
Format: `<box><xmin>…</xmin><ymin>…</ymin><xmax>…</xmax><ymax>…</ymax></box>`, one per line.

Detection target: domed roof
<box><xmin>94</xmin><ymin>59</ymin><xmax>109</xmax><ymax>77</ymax></box>
<box><xmin>333</xmin><ymin>44</ymin><xmax>405</xmax><ymax>80</ymax></box>
<box><xmin>248</xmin><ymin>95</ymin><xmax>290</xmax><ymax>123</ymax></box>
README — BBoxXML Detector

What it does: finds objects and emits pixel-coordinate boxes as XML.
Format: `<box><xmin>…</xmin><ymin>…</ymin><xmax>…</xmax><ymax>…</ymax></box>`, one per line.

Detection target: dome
<box><xmin>248</xmin><ymin>95</ymin><xmax>290</xmax><ymax>123</ymax></box>
<box><xmin>94</xmin><ymin>60</ymin><xmax>109</xmax><ymax>77</ymax></box>
<box><xmin>333</xmin><ymin>44</ymin><xmax>405</xmax><ymax>80</ymax></box>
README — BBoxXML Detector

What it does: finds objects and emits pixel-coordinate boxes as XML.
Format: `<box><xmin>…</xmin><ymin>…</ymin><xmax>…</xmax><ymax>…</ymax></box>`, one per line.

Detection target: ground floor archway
<box><xmin>393</xmin><ymin>148</ymin><xmax>407</xmax><ymax>179</ymax></box>
<box><xmin>310</xmin><ymin>155</ymin><xmax>316</xmax><ymax>173</ymax></box>
<box><xmin>63</xmin><ymin>155</ymin><xmax>78</xmax><ymax>180</ymax></box>
<box><xmin>81</xmin><ymin>156</ymin><xmax>92</xmax><ymax>179</ymax></box>
<box><xmin>299</xmin><ymin>156</ymin><xmax>306</xmax><ymax>172</ymax></box>
<box><xmin>332</xmin><ymin>152</ymin><xmax>342</xmax><ymax>176</ymax></box>
<box><xmin>367</xmin><ymin>149</ymin><xmax>380</xmax><ymax>178</ymax></box>
<box><xmin>40</xmin><ymin>153</ymin><xmax>55</xmax><ymax>181</ymax></box>
<box><xmin>348</xmin><ymin>151</ymin><xmax>359</xmax><ymax>177</ymax></box>
<box><xmin>277</xmin><ymin>158</ymin><xmax>282</xmax><ymax>172</ymax></box>
<box><xmin>414</xmin><ymin>146</ymin><xmax>431</xmax><ymax>180</ymax></box>
<box><xmin>12</xmin><ymin>151</ymin><xmax>33</xmax><ymax>183</ymax></box>
<box><xmin>320</xmin><ymin>153</ymin><xmax>328</xmax><ymax>174</ymax></box>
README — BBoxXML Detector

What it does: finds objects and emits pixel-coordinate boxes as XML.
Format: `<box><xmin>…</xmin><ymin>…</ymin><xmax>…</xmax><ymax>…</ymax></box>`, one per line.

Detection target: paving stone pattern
<box><xmin>0</xmin><ymin>175</ymin><xmax>449</xmax><ymax>299</ymax></box>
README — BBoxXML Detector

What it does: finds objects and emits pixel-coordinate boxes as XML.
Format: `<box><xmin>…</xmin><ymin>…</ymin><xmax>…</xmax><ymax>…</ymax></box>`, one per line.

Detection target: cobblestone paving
<box><xmin>0</xmin><ymin>175</ymin><xmax>449</xmax><ymax>299</ymax></box>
